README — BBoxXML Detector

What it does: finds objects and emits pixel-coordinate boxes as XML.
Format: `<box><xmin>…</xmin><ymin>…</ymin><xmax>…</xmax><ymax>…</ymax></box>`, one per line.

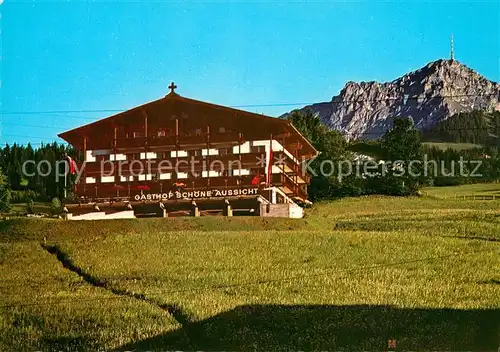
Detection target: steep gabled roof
<box><xmin>58</xmin><ymin>90</ymin><xmax>318</xmax><ymax>157</ymax></box>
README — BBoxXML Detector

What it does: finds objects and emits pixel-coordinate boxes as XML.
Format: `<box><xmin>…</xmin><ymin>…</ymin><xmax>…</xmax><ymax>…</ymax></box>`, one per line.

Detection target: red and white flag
<box><xmin>66</xmin><ymin>155</ymin><xmax>77</xmax><ymax>175</ymax></box>
<box><xmin>265</xmin><ymin>137</ymin><xmax>273</xmax><ymax>185</ymax></box>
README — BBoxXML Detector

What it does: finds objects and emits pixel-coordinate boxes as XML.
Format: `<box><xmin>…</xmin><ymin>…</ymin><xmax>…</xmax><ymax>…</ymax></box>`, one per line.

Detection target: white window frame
<box><xmin>170</xmin><ymin>150</ymin><xmax>188</xmax><ymax>158</ymax></box>
<box><xmin>202</xmin><ymin>148</ymin><xmax>219</xmax><ymax>156</ymax></box>
<box><xmin>101</xmin><ymin>176</ymin><xmax>115</xmax><ymax>183</ymax></box>
<box><xmin>233</xmin><ymin>169</ymin><xmax>251</xmax><ymax>176</ymax></box>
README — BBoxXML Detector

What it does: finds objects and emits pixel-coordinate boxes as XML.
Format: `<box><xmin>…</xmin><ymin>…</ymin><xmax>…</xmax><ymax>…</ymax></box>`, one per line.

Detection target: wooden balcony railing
<box><xmin>106</xmin><ymin>133</ymin><xmax>245</xmax><ymax>150</ymax></box>
<box><xmin>82</xmin><ymin>151</ymin><xmax>308</xmax><ymax>175</ymax></box>
<box><xmin>75</xmin><ymin>169</ymin><xmax>310</xmax><ymax>202</ymax></box>
<box><xmin>279</xmin><ymin>173</ymin><xmax>308</xmax><ymax>200</ymax></box>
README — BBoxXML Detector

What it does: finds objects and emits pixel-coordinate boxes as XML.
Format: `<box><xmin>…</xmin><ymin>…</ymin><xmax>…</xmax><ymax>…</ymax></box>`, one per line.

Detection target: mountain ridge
<box><xmin>285</xmin><ymin>59</ymin><xmax>500</xmax><ymax>140</ymax></box>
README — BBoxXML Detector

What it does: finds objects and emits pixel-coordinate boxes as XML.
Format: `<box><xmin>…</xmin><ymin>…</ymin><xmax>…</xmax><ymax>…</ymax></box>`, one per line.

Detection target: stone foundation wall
<box><xmin>67</xmin><ymin>210</ymin><xmax>136</xmax><ymax>221</ymax></box>
<box><xmin>259</xmin><ymin>203</ymin><xmax>303</xmax><ymax>218</ymax></box>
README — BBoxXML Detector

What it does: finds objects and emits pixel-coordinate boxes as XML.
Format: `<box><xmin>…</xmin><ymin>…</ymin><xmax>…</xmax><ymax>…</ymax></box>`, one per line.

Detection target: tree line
<box><xmin>0</xmin><ymin>143</ymin><xmax>75</xmax><ymax>211</ymax></box>
<box><xmin>422</xmin><ymin>110</ymin><xmax>500</xmax><ymax>146</ymax></box>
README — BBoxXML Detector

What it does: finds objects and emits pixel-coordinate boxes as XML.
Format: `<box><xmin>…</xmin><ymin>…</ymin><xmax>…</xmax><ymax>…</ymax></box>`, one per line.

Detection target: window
<box><xmin>140</xmin><ymin>152</ymin><xmax>157</xmax><ymax>159</ymax></box>
<box><xmin>202</xmin><ymin>170</ymin><xmax>220</xmax><ymax>177</ymax></box>
<box><xmin>219</xmin><ymin>148</ymin><xmax>231</xmax><ymax>156</ymax></box>
<box><xmin>85</xmin><ymin>150</ymin><xmax>96</xmax><ymax>162</ymax></box>
<box><xmin>170</xmin><ymin>150</ymin><xmax>188</xmax><ymax>158</ymax></box>
<box><xmin>251</xmin><ymin>145</ymin><xmax>265</xmax><ymax>153</ymax></box>
<box><xmin>110</xmin><ymin>154</ymin><xmax>127</xmax><ymax>161</ymax></box>
<box><xmin>120</xmin><ymin>176</ymin><xmax>134</xmax><ymax>182</ymax></box>
<box><xmin>233</xmin><ymin>169</ymin><xmax>251</xmax><ymax>176</ymax></box>
<box><xmin>233</xmin><ymin>142</ymin><xmax>250</xmax><ymax>154</ymax></box>
<box><xmin>138</xmin><ymin>174</ymin><xmax>153</xmax><ymax>181</ymax></box>
<box><xmin>202</xmin><ymin>148</ymin><xmax>219</xmax><ymax>156</ymax></box>
<box><xmin>219</xmin><ymin>127</ymin><xmax>226</xmax><ymax>133</ymax></box>
<box><xmin>101</xmin><ymin>176</ymin><xmax>114</xmax><ymax>183</ymax></box>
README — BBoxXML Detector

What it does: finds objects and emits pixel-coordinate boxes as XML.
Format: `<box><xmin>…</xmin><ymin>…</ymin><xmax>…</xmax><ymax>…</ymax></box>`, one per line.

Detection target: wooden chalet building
<box><xmin>58</xmin><ymin>83</ymin><xmax>318</xmax><ymax>219</ymax></box>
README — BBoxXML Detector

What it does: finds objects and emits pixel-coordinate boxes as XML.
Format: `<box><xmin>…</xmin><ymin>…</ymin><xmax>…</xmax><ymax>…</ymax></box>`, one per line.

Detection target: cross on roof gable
<box><xmin>168</xmin><ymin>81</ymin><xmax>177</xmax><ymax>95</ymax></box>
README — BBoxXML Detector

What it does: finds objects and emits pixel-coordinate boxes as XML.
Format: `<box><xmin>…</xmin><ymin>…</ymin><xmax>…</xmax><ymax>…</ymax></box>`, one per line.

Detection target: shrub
<box><xmin>26</xmin><ymin>199</ymin><xmax>35</xmax><ymax>214</ymax></box>
<box><xmin>0</xmin><ymin>168</ymin><xmax>11</xmax><ymax>213</ymax></box>
<box><xmin>11</xmin><ymin>190</ymin><xmax>38</xmax><ymax>203</ymax></box>
<box><xmin>51</xmin><ymin>198</ymin><xmax>62</xmax><ymax>215</ymax></box>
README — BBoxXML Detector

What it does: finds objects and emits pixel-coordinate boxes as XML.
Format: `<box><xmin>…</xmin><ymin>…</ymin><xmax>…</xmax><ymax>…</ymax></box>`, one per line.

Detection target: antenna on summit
<box><xmin>450</xmin><ymin>34</ymin><xmax>455</xmax><ymax>61</ymax></box>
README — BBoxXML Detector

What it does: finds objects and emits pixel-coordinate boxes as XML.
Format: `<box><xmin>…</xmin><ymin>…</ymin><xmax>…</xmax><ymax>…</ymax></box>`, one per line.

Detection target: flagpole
<box><xmin>267</xmin><ymin>134</ymin><xmax>273</xmax><ymax>186</ymax></box>
<box><xmin>64</xmin><ymin>156</ymin><xmax>67</xmax><ymax>200</ymax></box>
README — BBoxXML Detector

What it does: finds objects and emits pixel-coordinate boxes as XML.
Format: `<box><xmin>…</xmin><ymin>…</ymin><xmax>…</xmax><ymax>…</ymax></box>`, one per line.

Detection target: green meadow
<box><xmin>1</xmin><ymin>185</ymin><xmax>499</xmax><ymax>351</ymax></box>
<box><xmin>423</xmin><ymin>182</ymin><xmax>500</xmax><ymax>199</ymax></box>
<box><xmin>422</xmin><ymin>142</ymin><xmax>483</xmax><ymax>151</ymax></box>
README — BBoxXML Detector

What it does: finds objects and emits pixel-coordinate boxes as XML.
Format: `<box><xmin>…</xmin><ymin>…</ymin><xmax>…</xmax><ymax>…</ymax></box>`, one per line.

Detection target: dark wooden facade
<box><xmin>58</xmin><ymin>85</ymin><xmax>318</xmax><ymax>205</ymax></box>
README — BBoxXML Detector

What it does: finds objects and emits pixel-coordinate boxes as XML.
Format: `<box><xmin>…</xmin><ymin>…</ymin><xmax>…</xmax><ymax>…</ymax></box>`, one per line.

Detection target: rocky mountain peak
<box><xmin>288</xmin><ymin>59</ymin><xmax>500</xmax><ymax>140</ymax></box>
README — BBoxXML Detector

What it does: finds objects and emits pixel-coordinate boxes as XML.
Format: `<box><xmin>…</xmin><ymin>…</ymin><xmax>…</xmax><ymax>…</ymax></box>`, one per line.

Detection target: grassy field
<box><xmin>7</xmin><ymin>202</ymin><xmax>52</xmax><ymax>216</ymax></box>
<box><xmin>423</xmin><ymin>182</ymin><xmax>500</xmax><ymax>199</ymax></box>
<box><xmin>422</xmin><ymin>142</ymin><xmax>482</xmax><ymax>151</ymax></box>
<box><xmin>1</xmin><ymin>187</ymin><xmax>499</xmax><ymax>350</ymax></box>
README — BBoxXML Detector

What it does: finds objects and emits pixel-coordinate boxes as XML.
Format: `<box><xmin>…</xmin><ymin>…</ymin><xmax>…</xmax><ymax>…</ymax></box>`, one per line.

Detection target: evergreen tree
<box><xmin>0</xmin><ymin>167</ymin><xmax>11</xmax><ymax>212</ymax></box>
<box><xmin>0</xmin><ymin>142</ymin><xmax>76</xmax><ymax>201</ymax></box>
<box><xmin>379</xmin><ymin>118</ymin><xmax>424</xmax><ymax>195</ymax></box>
<box><xmin>423</xmin><ymin>110</ymin><xmax>500</xmax><ymax>146</ymax></box>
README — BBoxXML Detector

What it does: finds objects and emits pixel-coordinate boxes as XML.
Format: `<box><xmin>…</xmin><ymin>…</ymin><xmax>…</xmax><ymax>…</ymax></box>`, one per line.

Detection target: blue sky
<box><xmin>1</xmin><ymin>0</ymin><xmax>499</xmax><ymax>146</ymax></box>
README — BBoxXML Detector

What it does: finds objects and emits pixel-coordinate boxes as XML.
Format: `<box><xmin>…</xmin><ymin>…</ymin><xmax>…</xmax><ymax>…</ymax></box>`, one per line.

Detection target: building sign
<box><xmin>133</xmin><ymin>187</ymin><xmax>259</xmax><ymax>201</ymax></box>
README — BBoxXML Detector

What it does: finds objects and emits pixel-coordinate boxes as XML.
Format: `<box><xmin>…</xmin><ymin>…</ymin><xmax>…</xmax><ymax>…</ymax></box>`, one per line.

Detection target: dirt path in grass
<box><xmin>40</xmin><ymin>243</ymin><xmax>194</xmax><ymax>344</ymax></box>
